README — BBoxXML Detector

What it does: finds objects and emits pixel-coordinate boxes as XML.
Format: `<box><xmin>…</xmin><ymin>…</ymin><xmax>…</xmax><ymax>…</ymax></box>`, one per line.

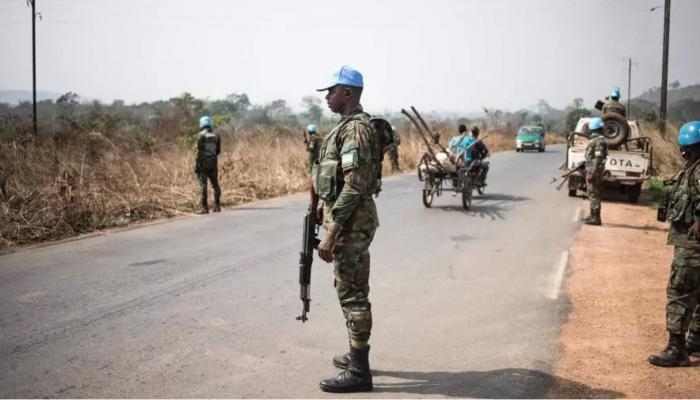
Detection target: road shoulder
<box><xmin>551</xmin><ymin>200</ymin><xmax>700</xmax><ymax>398</ymax></box>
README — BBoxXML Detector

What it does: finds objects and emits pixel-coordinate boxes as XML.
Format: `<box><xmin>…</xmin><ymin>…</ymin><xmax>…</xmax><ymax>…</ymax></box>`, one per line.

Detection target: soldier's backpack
<box><xmin>369</xmin><ymin>117</ymin><xmax>396</xmax><ymax>196</ymax></box>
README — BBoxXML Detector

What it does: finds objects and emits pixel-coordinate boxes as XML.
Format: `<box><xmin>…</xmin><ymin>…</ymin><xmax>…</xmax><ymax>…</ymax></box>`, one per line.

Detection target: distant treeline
<box><xmin>1</xmin><ymin>84</ymin><xmax>698</xmax><ymax>142</ymax></box>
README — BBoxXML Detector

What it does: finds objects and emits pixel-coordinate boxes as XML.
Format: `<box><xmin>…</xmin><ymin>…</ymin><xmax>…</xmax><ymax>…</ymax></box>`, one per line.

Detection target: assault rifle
<box><xmin>297</xmin><ymin>180</ymin><xmax>320</xmax><ymax>323</ymax></box>
<box><xmin>552</xmin><ymin>161</ymin><xmax>586</xmax><ymax>190</ymax></box>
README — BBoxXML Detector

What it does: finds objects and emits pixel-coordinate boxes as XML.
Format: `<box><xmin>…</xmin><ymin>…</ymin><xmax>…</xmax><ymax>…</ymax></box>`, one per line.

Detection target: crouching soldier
<box><xmin>195</xmin><ymin>116</ymin><xmax>221</xmax><ymax>214</ymax></box>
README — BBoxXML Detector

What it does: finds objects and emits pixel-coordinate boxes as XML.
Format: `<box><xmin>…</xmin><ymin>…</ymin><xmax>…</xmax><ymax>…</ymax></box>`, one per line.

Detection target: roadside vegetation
<box><xmin>0</xmin><ymin>85</ymin><xmax>693</xmax><ymax>250</ymax></box>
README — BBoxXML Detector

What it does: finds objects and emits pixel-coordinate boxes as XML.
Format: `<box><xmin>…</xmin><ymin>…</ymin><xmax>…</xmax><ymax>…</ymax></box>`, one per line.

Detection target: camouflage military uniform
<box><xmin>664</xmin><ymin>159</ymin><xmax>700</xmax><ymax>340</ymax></box>
<box><xmin>306</xmin><ymin>135</ymin><xmax>322</xmax><ymax>174</ymax></box>
<box><xmin>386</xmin><ymin>131</ymin><xmax>400</xmax><ymax>172</ymax></box>
<box><xmin>602</xmin><ymin>99</ymin><xmax>627</xmax><ymax>117</ymax></box>
<box><xmin>584</xmin><ymin>135</ymin><xmax>608</xmax><ymax>221</ymax></box>
<box><xmin>195</xmin><ymin>128</ymin><xmax>221</xmax><ymax>212</ymax></box>
<box><xmin>314</xmin><ymin>107</ymin><xmax>380</xmax><ymax>349</ymax></box>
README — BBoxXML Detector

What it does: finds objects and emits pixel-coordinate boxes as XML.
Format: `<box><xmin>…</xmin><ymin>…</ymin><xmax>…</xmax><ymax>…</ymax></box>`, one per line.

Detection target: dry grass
<box><xmin>0</xmin><ymin>126</ymin><xmax>563</xmax><ymax>250</ymax></box>
<box><xmin>639</xmin><ymin>121</ymin><xmax>683</xmax><ymax>178</ymax></box>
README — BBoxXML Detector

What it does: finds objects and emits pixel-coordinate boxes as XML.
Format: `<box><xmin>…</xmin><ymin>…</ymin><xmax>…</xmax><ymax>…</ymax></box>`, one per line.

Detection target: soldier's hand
<box><xmin>316</xmin><ymin>205</ymin><xmax>324</xmax><ymax>222</ymax></box>
<box><xmin>318</xmin><ymin>223</ymin><xmax>340</xmax><ymax>263</ymax></box>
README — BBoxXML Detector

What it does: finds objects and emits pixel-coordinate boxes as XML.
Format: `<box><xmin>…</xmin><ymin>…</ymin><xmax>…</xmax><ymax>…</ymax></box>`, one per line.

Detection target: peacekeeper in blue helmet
<box><xmin>583</xmin><ymin>117</ymin><xmax>608</xmax><ymax>225</ymax></box>
<box><xmin>194</xmin><ymin>116</ymin><xmax>221</xmax><ymax>214</ymax></box>
<box><xmin>602</xmin><ymin>87</ymin><xmax>626</xmax><ymax>117</ymax></box>
<box><xmin>649</xmin><ymin>121</ymin><xmax>700</xmax><ymax>367</ymax></box>
<box><xmin>313</xmin><ymin>66</ymin><xmax>381</xmax><ymax>393</ymax></box>
<box><xmin>304</xmin><ymin>124</ymin><xmax>322</xmax><ymax>174</ymax></box>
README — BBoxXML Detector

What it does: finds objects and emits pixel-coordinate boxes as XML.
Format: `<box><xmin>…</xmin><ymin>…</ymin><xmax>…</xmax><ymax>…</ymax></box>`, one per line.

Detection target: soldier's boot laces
<box><xmin>648</xmin><ymin>334</ymin><xmax>690</xmax><ymax>367</ymax></box>
<box><xmin>332</xmin><ymin>351</ymin><xmax>351</xmax><ymax>369</ymax></box>
<box><xmin>320</xmin><ymin>346</ymin><xmax>372</xmax><ymax>393</ymax></box>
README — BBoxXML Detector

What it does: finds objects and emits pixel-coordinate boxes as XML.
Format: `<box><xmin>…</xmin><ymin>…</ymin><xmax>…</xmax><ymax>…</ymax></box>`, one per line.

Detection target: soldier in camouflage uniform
<box><xmin>304</xmin><ymin>124</ymin><xmax>322</xmax><ymax>174</ymax></box>
<box><xmin>649</xmin><ymin>120</ymin><xmax>700</xmax><ymax>367</ymax></box>
<box><xmin>583</xmin><ymin>117</ymin><xmax>608</xmax><ymax>226</ymax></box>
<box><xmin>313</xmin><ymin>66</ymin><xmax>380</xmax><ymax>393</ymax></box>
<box><xmin>194</xmin><ymin>116</ymin><xmax>222</xmax><ymax>214</ymax></box>
<box><xmin>602</xmin><ymin>87</ymin><xmax>627</xmax><ymax>117</ymax></box>
<box><xmin>386</xmin><ymin>125</ymin><xmax>400</xmax><ymax>172</ymax></box>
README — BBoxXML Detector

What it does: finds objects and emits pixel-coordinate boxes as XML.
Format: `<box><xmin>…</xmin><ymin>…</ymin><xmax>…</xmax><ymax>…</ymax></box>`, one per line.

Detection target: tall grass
<box><xmin>0</xmin><ymin>126</ymin><xmax>562</xmax><ymax>249</ymax></box>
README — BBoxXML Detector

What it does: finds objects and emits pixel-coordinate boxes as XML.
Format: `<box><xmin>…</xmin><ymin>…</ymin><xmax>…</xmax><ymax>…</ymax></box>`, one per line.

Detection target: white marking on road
<box><xmin>572</xmin><ymin>207</ymin><xmax>582</xmax><ymax>223</ymax></box>
<box><xmin>548</xmin><ymin>251</ymin><xmax>569</xmax><ymax>300</ymax></box>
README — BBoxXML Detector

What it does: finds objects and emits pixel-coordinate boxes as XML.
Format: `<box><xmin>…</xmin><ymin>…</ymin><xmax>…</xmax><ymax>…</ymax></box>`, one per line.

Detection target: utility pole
<box><xmin>659</xmin><ymin>0</ymin><xmax>671</xmax><ymax>132</ymax></box>
<box><xmin>29</xmin><ymin>0</ymin><xmax>38</xmax><ymax>136</ymax></box>
<box><xmin>627</xmin><ymin>57</ymin><xmax>632</xmax><ymax>119</ymax></box>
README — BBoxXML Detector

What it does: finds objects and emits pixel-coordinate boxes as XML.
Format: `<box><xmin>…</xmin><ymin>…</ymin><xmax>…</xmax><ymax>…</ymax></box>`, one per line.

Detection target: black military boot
<box><xmin>197</xmin><ymin>194</ymin><xmax>209</xmax><ymax>214</ymax></box>
<box><xmin>212</xmin><ymin>198</ymin><xmax>221</xmax><ymax>213</ymax></box>
<box><xmin>320</xmin><ymin>346</ymin><xmax>372</xmax><ymax>393</ymax></box>
<box><xmin>648</xmin><ymin>334</ymin><xmax>690</xmax><ymax>367</ymax></box>
<box><xmin>583</xmin><ymin>209</ymin><xmax>601</xmax><ymax>226</ymax></box>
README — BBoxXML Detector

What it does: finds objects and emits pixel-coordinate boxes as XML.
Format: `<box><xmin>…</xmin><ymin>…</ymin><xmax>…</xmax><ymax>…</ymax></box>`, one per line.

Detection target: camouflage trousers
<box><xmin>333</xmin><ymin>228</ymin><xmax>376</xmax><ymax>349</ymax></box>
<box><xmin>666</xmin><ymin>247</ymin><xmax>700</xmax><ymax>338</ymax></box>
<box><xmin>387</xmin><ymin>146</ymin><xmax>400</xmax><ymax>172</ymax></box>
<box><xmin>196</xmin><ymin>166</ymin><xmax>221</xmax><ymax>209</ymax></box>
<box><xmin>587</xmin><ymin>170</ymin><xmax>603</xmax><ymax>213</ymax></box>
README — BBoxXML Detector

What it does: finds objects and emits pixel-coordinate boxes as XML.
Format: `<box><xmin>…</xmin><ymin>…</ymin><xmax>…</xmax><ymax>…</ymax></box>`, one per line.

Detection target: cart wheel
<box><xmin>422</xmin><ymin>189</ymin><xmax>434</xmax><ymax>208</ymax></box>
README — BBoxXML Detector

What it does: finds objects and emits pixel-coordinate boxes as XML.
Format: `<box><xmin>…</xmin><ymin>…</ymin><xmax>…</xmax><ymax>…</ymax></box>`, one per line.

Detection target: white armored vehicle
<box><xmin>566</xmin><ymin>117</ymin><xmax>653</xmax><ymax>203</ymax></box>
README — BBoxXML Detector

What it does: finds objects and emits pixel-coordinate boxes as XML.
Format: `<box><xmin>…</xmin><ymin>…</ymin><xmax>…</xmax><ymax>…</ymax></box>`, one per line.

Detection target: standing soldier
<box><xmin>194</xmin><ymin>116</ymin><xmax>221</xmax><ymax>214</ymax></box>
<box><xmin>313</xmin><ymin>66</ymin><xmax>380</xmax><ymax>393</ymax></box>
<box><xmin>304</xmin><ymin>124</ymin><xmax>322</xmax><ymax>174</ymax></box>
<box><xmin>649</xmin><ymin>121</ymin><xmax>700</xmax><ymax>367</ymax></box>
<box><xmin>583</xmin><ymin>117</ymin><xmax>608</xmax><ymax>226</ymax></box>
<box><xmin>602</xmin><ymin>87</ymin><xmax>627</xmax><ymax>117</ymax></box>
<box><xmin>386</xmin><ymin>125</ymin><xmax>400</xmax><ymax>172</ymax></box>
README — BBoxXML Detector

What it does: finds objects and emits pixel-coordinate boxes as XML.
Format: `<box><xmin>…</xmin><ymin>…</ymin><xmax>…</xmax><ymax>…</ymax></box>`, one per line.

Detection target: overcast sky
<box><xmin>1</xmin><ymin>0</ymin><xmax>699</xmax><ymax>113</ymax></box>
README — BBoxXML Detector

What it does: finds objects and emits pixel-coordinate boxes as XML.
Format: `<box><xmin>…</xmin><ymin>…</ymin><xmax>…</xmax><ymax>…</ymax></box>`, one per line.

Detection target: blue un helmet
<box><xmin>611</xmin><ymin>87</ymin><xmax>621</xmax><ymax>101</ymax></box>
<box><xmin>199</xmin><ymin>116</ymin><xmax>213</xmax><ymax>129</ymax></box>
<box><xmin>306</xmin><ymin>124</ymin><xmax>317</xmax><ymax>134</ymax></box>
<box><xmin>678</xmin><ymin>121</ymin><xmax>700</xmax><ymax>146</ymax></box>
<box><xmin>588</xmin><ymin>117</ymin><xmax>604</xmax><ymax>136</ymax></box>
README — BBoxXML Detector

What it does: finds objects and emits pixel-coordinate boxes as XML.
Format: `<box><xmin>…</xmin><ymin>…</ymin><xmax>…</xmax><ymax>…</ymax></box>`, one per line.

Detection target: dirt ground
<box><xmin>551</xmin><ymin>200</ymin><xmax>700</xmax><ymax>398</ymax></box>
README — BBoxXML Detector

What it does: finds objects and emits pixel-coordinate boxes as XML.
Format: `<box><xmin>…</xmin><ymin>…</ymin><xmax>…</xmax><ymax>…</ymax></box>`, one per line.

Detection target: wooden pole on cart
<box><xmin>400</xmin><ymin>108</ymin><xmax>447</xmax><ymax>173</ymax></box>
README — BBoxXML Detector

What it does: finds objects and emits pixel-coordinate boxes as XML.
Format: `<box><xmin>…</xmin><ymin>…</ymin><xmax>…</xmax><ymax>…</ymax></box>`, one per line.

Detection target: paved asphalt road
<box><xmin>0</xmin><ymin>145</ymin><xmax>591</xmax><ymax>398</ymax></box>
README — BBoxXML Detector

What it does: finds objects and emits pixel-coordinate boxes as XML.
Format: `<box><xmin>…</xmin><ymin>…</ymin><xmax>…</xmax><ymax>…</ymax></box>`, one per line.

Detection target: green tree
<box><xmin>301</xmin><ymin>96</ymin><xmax>323</xmax><ymax>124</ymax></box>
<box><xmin>565</xmin><ymin>108</ymin><xmax>592</xmax><ymax>133</ymax></box>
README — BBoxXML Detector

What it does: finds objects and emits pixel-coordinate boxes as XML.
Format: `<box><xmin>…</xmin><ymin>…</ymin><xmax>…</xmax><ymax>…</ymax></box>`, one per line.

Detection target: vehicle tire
<box><xmin>539</xmin><ymin>146</ymin><xmax>545</xmax><ymax>152</ymax></box>
<box><xmin>462</xmin><ymin>188</ymin><xmax>472</xmax><ymax>210</ymax></box>
<box><xmin>417</xmin><ymin>165</ymin><xmax>424</xmax><ymax>182</ymax></box>
<box><xmin>626</xmin><ymin>184</ymin><xmax>642</xmax><ymax>203</ymax></box>
<box><xmin>422</xmin><ymin>189</ymin><xmax>433</xmax><ymax>208</ymax></box>
<box><xmin>602</xmin><ymin>112</ymin><xmax>630</xmax><ymax>148</ymax></box>
<box><xmin>516</xmin><ymin>148</ymin><xmax>520</xmax><ymax>152</ymax></box>
<box><xmin>568</xmin><ymin>188</ymin><xmax>577</xmax><ymax>197</ymax></box>
<box><xmin>461</xmin><ymin>177</ymin><xmax>472</xmax><ymax>210</ymax></box>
